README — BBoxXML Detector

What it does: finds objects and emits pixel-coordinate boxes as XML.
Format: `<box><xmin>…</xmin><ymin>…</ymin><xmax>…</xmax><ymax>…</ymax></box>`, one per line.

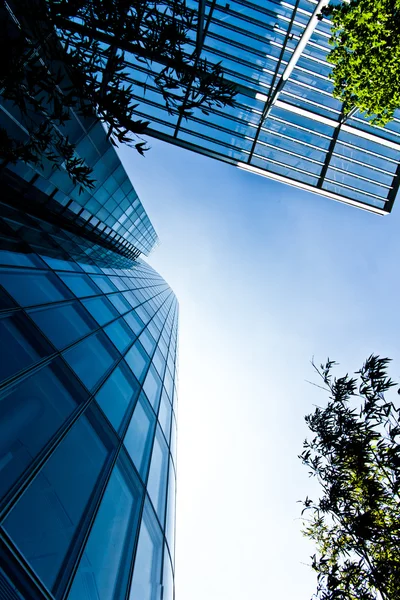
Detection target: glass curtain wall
<box><xmin>0</xmin><ymin>204</ymin><xmax>178</xmax><ymax>600</ymax></box>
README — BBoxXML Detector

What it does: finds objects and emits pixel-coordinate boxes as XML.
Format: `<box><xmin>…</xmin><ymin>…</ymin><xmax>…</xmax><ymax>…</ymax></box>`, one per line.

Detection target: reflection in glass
<box><xmin>147</xmin><ymin>427</ymin><xmax>168</xmax><ymax>524</ymax></box>
<box><xmin>29</xmin><ymin>301</ymin><xmax>96</xmax><ymax>350</ymax></box>
<box><xmin>0</xmin><ymin>311</ymin><xmax>52</xmax><ymax>383</ymax></box>
<box><xmin>129</xmin><ymin>499</ymin><xmax>163</xmax><ymax>600</ymax></box>
<box><xmin>3</xmin><ymin>413</ymin><xmax>110</xmax><ymax>590</ymax></box>
<box><xmin>68</xmin><ymin>462</ymin><xmax>143</xmax><ymax>600</ymax></box>
<box><xmin>64</xmin><ymin>332</ymin><xmax>119</xmax><ymax>390</ymax></box>
<box><xmin>95</xmin><ymin>363</ymin><xmax>139</xmax><ymax>432</ymax></box>
<box><xmin>124</xmin><ymin>394</ymin><xmax>155</xmax><ymax>479</ymax></box>
<box><xmin>0</xmin><ymin>359</ymin><xmax>87</xmax><ymax>501</ymax></box>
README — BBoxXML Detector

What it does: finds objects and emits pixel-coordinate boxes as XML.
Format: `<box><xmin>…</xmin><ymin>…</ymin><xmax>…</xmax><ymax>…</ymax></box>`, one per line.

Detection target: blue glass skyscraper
<box><xmin>0</xmin><ymin>199</ymin><xmax>178</xmax><ymax>600</ymax></box>
<box><xmin>0</xmin><ymin>17</ymin><xmax>178</xmax><ymax>591</ymax></box>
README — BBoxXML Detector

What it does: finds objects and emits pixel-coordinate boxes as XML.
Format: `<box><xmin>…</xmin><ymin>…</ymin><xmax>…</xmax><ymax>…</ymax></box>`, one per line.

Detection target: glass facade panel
<box><xmin>129</xmin><ymin>500</ymin><xmax>163</xmax><ymax>600</ymax></box>
<box><xmin>125</xmin><ymin>341</ymin><xmax>150</xmax><ymax>382</ymax></box>
<box><xmin>147</xmin><ymin>427</ymin><xmax>169</xmax><ymax>524</ymax></box>
<box><xmin>95</xmin><ymin>363</ymin><xmax>140</xmax><ymax>432</ymax></box>
<box><xmin>0</xmin><ymin>191</ymin><xmax>177</xmax><ymax>600</ymax></box>
<box><xmin>0</xmin><ymin>268</ymin><xmax>72</xmax><ymax>306</ymax></box>
<box><xmin>0</xmin><ymin>359</ymin><xmax>87</xmax><ymax>501</ymax></box>
<box><xmin>124</xmin><ymin>394</ymin><xmax>156</xmax><ymax>479</ymax></box>
<box><xmin>0</xmin><ymin>311</ymin><xmax>53</xmax><ymax>382</ymax></box>
<box><xmin>3</xmin><ymin>412</ymin><xmax>111</xmax><ymax>590</ymax></box>
<box><xmin>28</xmin><ymin>301</ymin><xmax>97</xmax><ymax>350</ymax></box>
<box><xmin>63</xmin><ymin>332</ymin><xmax>119</xmax><ymax>391</ymax></box>
<box><xmin>67</xmin><ymin>461</ymin><xmax>142</xmax><ymax>600</ymax></box>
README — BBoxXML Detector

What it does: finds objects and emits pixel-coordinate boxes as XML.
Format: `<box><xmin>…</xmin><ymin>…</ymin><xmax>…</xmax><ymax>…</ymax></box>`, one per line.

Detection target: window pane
<box><xmin>105</xmin><ymin>319</ymin><xmax>134</xmax><ymax>353</ymax></box>
<box><xmin>165</xmin><ymin>460</ymin><xmax>176</xmax><ymax>557</ymax></box>
<box><xmin>63</xmin><ymin>332</ymin><xmax>119</xmax><ymax>390</ymax></box>
<box><xmin>123</xmin><ymin>311</ymin><xmax>144</xmax><ymax>335</ymax></box>
<box><xmin>95</xmin><ymin>363</ymin><xmax>140</xmax><ymax>432</ymax></box>
<box><xmin>68</xmin><ymin>461</ymin><xmax>143</xmax><ymax>600</ymax></box>
<box><xmin>129</xmin><ymin>500</ymin><xmax>163</xmax><ymax>600</ymax></box>
<box><xmin>124</xmin><ymin>394</ymin><xmax>155</xmax><ymax>479</ymax></box>
<box><xmin>125</xmin><ymin>342</ymin><xmax>150</xmax><ymax>382</ymax></box>
<box><xmin>89</xmin><ymin>275</ymin><xmax>118</xmax><ymax>294</ymax></box>
<box><xmin>139</xmin><ymin>329</ymin><xmax>156</xmax><ymax>356</ymax></box>
<box><xmin>28</xmin><ymin>301</ymin><xmax>96</xmax><ymax>350</ymax></box>
<box><xmin>0</xmin><ymin>268</ymin><xmax>72</xmax><ymax>306</ymax></box>
<box><xmin>108</xmin><ymin>294</ymin><xmax>131</xmax><ymax>315</ymax></box>
<box><xmin>0</xmin><ymin>311</ymin><xmax>52</xmax><ymax>383</ymax></box>
<box><xmin>58</xmin><ymin>273</ymin><xmax>101</xmax><ymax>298</ymax></box>
<box><xmin>143</xmin><ymin>366</ymin><xmax>162</xmax><ymax>413</ymax></box>
<box><xmin>157</xmin><ymin>390</ymin><xmax>171</xmax><ymax>444</ymax></box>
<box><xmin>0</xmin><ymin>359</ymin><xmax>87</xmax><ymax>501</ymax></box>
<box><xmin>3</xmin><ymin>413</ymin><xmax>111</xmax><ymax>590</ymax></box>
<box><xmin>147</xmin><ymin>427</ymin><xmax>168</xmax><ymax>524</ymax></box>
<box><xmin>82</xmin><ymin>296</ymin><xmax>119</xmax><ymax>326</ymax></box>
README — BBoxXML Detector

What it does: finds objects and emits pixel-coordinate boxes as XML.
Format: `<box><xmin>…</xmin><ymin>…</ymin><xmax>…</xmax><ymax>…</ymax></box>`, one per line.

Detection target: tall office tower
<box><xmin>126</xmin><ymin>0</ymin><xmax>400</xmax><ymax>214</ymax></box>
<box><xmin>0</xmin><ymin>201</ymin><xmax>178</xmax><ymax>600</ymax></box>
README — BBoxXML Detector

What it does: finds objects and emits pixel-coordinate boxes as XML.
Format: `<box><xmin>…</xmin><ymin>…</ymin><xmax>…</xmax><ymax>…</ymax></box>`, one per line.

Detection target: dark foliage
<box><xmin>0</xmin><ymin>0</ymin><xmax>237</xmax><ymax>189</ymax></box>
<box><xmin>300</xmin><ymin>355</ymin><xmax>400</xmax><ymax>600</ymax></box>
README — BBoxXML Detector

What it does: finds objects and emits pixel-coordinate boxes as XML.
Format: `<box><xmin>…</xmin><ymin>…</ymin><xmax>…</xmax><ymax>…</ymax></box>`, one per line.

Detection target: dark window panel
<box><xmin>63</xmin><ymin>332</ymin><xmax>120</xmax><ymax>391</ymax></box>
<box><xmin>0</xmin><ymin>311</ymin><xmax>53</xmax><ymax>383</ymax></box>
<box><xmin>58</xmin><ymin>273</ymin><xmax>102</xmax><ymax>298</ymax></box>
<box><xmin>28</xmin><ymin>301</ymin><xmax>97</xmax><ymax>350</ymax></box>
<box><xmin>82</xmin><ymin>296</ymin><xmax>119</xmax><ymax>326</ymax></box>
<box><xmin>123</xmin><ymin>393</ymin><xmax>156</xmax><ymax>480</ymax></box>
<box><xmin>0</xmin><ymin>268</ymin><xmax>72</xmax><ymax>306</ymax></box>
<box><xmin>0</xmin><ymin>358</ymin><xmax>87</xmax><ymax>502</ymax></box>
<box><xmin>95</xmin><ymin>362</ymin><xmax>140</xmax><ymax>432</ymax></box>
<box><xmin>2</xmin><ymin>410</ymin><xmax>112</xmax><ymax>591</ymax></box>
<box><xmin>67</xmin><ymin>459</ymin><xmax>143</xmax><ymax>600</ymax></box>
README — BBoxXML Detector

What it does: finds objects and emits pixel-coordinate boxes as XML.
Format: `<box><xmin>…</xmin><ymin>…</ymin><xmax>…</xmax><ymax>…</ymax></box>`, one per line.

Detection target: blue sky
<box><xmin>119</xmin><ymin>139</ymin><xmax>400</xmax><ymax>600</ymax></box>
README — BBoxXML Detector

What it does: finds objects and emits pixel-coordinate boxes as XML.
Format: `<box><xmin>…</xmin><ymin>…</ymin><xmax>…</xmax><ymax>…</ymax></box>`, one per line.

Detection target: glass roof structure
<box><xmin>127</xmin><ymin>0</ymin><xmax>400</xmax><ymax>214</ymax></box>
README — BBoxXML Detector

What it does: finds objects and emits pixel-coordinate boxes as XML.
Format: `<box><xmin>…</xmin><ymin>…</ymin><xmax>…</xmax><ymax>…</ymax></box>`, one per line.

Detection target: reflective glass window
<box><xmin>0</xmin><ymin>268</ymin><xmax>72</xmax><ymax>306</ymax></box>
<box><xmin>162</xmin><ymin>548</ymin><xmax>174</xmax><ymax>600</ymax></box>
<box><xmin>170</xmin><ymin>414</ymin><xmax>177</xmax><ymax>466</ymax></box>
<box><xmin>40</xmin><ymin>257</ymin><xmax>81</xmax><ymax>272</ymax></box>
<box><xmin>0</xmin><ymin>359</ymin><xmax>87</xmax><ymax>501</ymax></box>
<box><xmin>28</xmin><ymin>301</ymin><xmax>96</xmax><ymax>350</ymax></box>
<box><xmin>124</xmin><ymin>394</ymin><xmax>155</xmax><ymax>479</ymax></box>
<box><xmin>122</xmin><ymin>290</ymin><xmax>139</xmax><ymax>308</ymax></box>
<box><xmin>67</xmin><ymin>461</ymin><xmax>142</xmax><ymax>600</ymax></box>
<box><xmin>58</xmin><ymin>273</ymin><xmax>101</xmax><ymax>298</ymax></box>
<box><xmin>63</xmin><ymin>332</ymin><xmax>119</xmax><ymax>390</ymax></box>
<box><xmin>128</xmin><ymin>499</ymin><xmax>163</xmax><ymax>600</ymax></box>
<box><xmin>82</xmin><ymin>296</ymin><xmax>119</xmax><ymax>326</ymax></box>
<box><xmin>163</xmin><ymin>368</ymin><xmax>174</xmax><ymax>402</ymax></box>
<box><xmin>105</xmin><ymin>318</ymin><xmax>134</xmax><ymax>353</ymax></box>
<box><xmin>157</xmin><ymin>389</ymin><xmax>171</xmax><ymax>444</ymax></box>
<box><xmin>139</xmin><ymin>329</ymin><xmax>156</xmax><ymax>356</ymax></box>
<box><xmin>147</xmin><ymin>427</ymin><xmax>168</xmax><ymax>524</ymax></box>
<box><xmin>143</xmin><ymin>366</ymin><xmax>162</xmax><ymax>413</ymax></box>
<box><xmin>3</xmin><ymin>412</ymin><xmax>111</xmax><ymax>590</ymax></box>
<box><xmin>123</xmin><ymin>311</ymin><xmax>144</xmax><ymax>335</ymax></box>
<box><xmin>108</xmin><ymin>293</ymin><xmax>131</xmax><ymax>315</ymax></box>
<box><xmin>0</xmin><ymin>311</ymin><xmax>52</xmax><ymax>383</ymax></box>
<box><xmin>125</xmin><ymin>342</ymin><xmax>150</xmax><ymax>382</ymax></box>
<box><xmin>165</xmin><ymin>460</ymin><xmax>176</xmax><ymax>556</ymax></box>
<box><xmin>96</xmin><ymin>363</ymin><xmax>140</xmax><ymax>432</ymax></box>
<box><xmin>152</xmin><ymin>349</ymin><xmax>165</xmax><ymax>379</ymax></box>
<box><xmin>89</xmin><ymin>275</ymin><xmax>118</xmax><ymax>294</ymax></box>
